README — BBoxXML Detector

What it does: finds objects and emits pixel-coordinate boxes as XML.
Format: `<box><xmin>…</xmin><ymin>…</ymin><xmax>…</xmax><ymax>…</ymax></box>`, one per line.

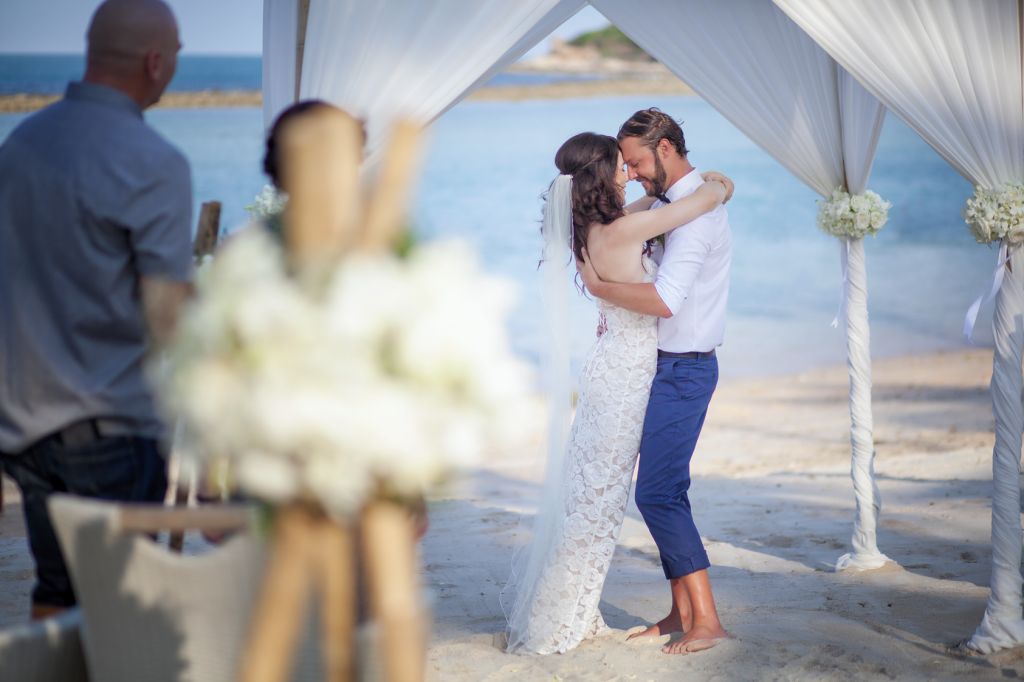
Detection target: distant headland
<box><xmin>0</xmin><ymin>30</ymin><xmax>693</xmax><ymax>113</ymax></box>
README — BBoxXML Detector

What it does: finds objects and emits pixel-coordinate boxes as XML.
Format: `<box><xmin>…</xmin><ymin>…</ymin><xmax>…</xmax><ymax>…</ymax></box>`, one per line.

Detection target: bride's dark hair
<box><xmin>554</xmin><ymin>132</ymin><xmax>625</xmax><ymax>263</ymax></box>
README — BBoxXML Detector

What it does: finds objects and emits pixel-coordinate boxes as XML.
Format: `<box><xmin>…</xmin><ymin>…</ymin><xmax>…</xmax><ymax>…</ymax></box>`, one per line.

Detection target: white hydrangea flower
<box><xmin>815</xmin><ymin>187</ymin><xmax>890</xmax><ymax>239</ymax></box>
<box><xmin>963</xmin><ymin>181</ymin><xmax>1024</xmax><ymax>245</ymax></box>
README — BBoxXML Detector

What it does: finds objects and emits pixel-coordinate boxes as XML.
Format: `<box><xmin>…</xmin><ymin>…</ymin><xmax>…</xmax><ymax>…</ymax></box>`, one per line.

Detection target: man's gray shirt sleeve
<box><xmin>121</xmin><ymin>149</ymin><xmax>193</xmax><ymax>281</ymax></box>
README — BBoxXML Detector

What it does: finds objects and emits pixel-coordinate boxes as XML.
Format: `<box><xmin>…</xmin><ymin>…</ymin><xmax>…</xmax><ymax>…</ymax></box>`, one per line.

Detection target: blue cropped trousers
<box><xmin>636</xmin><ymin>354</ymin><xmax>719</xmax><ymax>580</ymax></box>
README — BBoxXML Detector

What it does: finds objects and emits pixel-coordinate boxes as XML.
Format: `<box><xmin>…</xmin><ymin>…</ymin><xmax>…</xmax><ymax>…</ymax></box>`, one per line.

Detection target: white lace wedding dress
<box><xmin>504</xmin><ymin>253</ymin><xmax>659</xmax><ymax>655</ymax></box>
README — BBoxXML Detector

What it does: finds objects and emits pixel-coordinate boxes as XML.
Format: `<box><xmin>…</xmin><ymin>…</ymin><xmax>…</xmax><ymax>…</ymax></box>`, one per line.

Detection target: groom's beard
<box><xmin>640</xmin><ymin>151</ymin><xmax>668</xmax><ymax>199</ymax></box>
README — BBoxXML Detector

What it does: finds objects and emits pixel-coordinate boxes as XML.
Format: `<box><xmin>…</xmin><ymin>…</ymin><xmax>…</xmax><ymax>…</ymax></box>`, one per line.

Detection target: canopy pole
<box><xmin>295</xmin><ymin>0</ymin><xmax>310</xmax><ymax>102</ymax></box>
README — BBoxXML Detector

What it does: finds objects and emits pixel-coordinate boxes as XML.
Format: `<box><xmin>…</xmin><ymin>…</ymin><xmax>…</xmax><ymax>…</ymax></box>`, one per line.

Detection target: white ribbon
<box><xmin>831</xmin><ymin>237</ymin><xmax>851</xmax><ymax>328</ymax></box>
<box><xmin>964</xmin><ymin>241</ymin><xmax>1018</xmax><ymax>343</ymax></box>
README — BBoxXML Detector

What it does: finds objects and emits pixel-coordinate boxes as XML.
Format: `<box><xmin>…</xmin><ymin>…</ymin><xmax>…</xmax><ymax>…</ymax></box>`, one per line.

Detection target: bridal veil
<box><xmin>501</xmin><ymin>174</ymin><xmax>574</xmax><ymax>653</ymax></box>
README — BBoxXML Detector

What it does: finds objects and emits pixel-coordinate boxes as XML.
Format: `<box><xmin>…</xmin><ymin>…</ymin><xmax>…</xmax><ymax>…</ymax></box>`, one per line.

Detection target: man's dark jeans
<box><xmin>0</xmin><ymin>434</ymin><xmax>167</xmax><ymax>607</ymax></box>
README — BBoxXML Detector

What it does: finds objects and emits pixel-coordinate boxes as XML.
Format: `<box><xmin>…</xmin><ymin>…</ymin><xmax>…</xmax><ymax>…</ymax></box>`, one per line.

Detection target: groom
<box><xmin>579</xmin><ymin>108</ymin><xmax>731</xmax><ymax>654</ymax></box>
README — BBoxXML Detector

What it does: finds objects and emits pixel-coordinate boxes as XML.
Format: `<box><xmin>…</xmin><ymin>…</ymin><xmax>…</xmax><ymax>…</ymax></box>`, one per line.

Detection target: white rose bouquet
<box><xmin>962</xmin><ymin>182</ymin><xmax>1024</xmax><ymax>245</ymax></box>
<box><xmin>816</xmin><ymin>187</ymin><xmax>890</xmax><ymax>239</ymax></box>
<box><xmin>154</xmin><ymin>228</ymin><xmax>530</xmax><ymax>519</ymax></box>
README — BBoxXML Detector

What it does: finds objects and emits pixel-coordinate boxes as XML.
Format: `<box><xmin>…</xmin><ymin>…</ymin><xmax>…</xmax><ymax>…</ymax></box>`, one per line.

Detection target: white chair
<box><xmin>47</xmin><ymin>494</ymin><xmax>326</xmax><ymax>682</ymax></box>
<box><xmin>0</xmin><ymin>607</ymin><xmax>89</xmax><ymax>681</ymax></box>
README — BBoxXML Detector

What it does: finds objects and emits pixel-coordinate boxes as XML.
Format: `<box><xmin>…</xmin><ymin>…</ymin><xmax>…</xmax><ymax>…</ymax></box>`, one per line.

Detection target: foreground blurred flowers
<box><xmin>153</xmin><ymin>228</ymin><xmax>531</xmax><ymax>519</ymax></box>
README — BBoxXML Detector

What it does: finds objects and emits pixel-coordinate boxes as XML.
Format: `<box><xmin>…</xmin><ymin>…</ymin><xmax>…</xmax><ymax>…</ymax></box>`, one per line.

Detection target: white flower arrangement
<box><xmin>245</xmin><ymin>185</ymin><xmax>289</xmax><ymax>222</ymax></box>
<box><xmin>815</xmin><ymin>188</ymin><xmax>891</xmax><ymax>239</ymax></box>
<box><xmin>962</xmin><ymin>182</ymin><xmax>1024</xmax><ymax>245</ymax></box>
<box><xmin>155</xmin><ymin>228</ymin><xmax>530</xmax><ymax>519</ymax></box>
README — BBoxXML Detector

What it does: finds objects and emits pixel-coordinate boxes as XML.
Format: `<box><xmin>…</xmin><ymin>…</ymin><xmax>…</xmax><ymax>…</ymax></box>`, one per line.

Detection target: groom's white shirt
<box><xmin>650</xmin><ymin>168</ymin><xmax>732</xmax><ymax>353</ymax></box>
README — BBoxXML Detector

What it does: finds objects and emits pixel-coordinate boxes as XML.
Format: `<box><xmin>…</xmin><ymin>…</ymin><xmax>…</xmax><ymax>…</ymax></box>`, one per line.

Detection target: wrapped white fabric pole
<box><xmin>835</xmin><ymin>69</ymin><xmax>889</xmax><ymax>571</ymax></box>
<box><xmin>835</xmin><ymin>236</ymin><xmax>890</xmax><ymax>570</ymax></box>
<box><xmin>969</xmin><ymin>244</ymin><xmax>1024</xmax><ymax>653</ymax></box>
<box><xmin>775</xmin><ymin>0</ymin><xmax>1024</xmax><ymax>649</ymax></box>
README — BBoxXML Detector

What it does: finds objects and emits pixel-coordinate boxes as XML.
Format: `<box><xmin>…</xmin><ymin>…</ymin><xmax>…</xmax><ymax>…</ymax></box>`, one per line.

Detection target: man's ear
<box><xmin>144</xmin><ymin>50</ymin><xmax>163</xmax><ymax>84</ymax></box>
<box><xmin>658</xmin><ymin>138</ymin><xmax>672</xmax><ymax>159</ymax></box>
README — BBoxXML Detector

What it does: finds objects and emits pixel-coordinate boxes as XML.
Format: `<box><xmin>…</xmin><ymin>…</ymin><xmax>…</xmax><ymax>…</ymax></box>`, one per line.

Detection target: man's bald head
<box><xmin>88</xmin><ymin>0</ymin><xmax>178</xmax><ymax>70</ymax></box>
<box><xmin>83</xmin><ymin>0</ymin><xmax>181</xmax><ymax>108</ymax></box>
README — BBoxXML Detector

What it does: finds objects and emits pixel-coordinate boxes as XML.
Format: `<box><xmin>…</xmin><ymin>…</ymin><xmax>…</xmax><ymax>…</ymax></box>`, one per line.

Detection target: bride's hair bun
<box><xmin>553</xmin><ymin>133</ymin><xmax>625</xmax><ymax>264</ymax></box>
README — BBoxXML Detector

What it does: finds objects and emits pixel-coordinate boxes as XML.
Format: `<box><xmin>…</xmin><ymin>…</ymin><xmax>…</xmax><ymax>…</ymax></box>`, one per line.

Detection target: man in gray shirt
<box><xmin>0</xmin><ymin>0</ymin><xmax>192</xmax><ymax>619</ymax></box>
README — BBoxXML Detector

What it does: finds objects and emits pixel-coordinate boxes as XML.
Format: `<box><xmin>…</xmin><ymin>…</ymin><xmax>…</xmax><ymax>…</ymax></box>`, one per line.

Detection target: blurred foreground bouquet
<box><xmin>816</xmin><ymin>187</ymin><xmax>890</xmax><ymax>239</ymax></box>
<box><xmin>154</xmin><ymin>227</ymin><xmax>530</xmax><ymax>519</ymax></box>
<box><xmin>963</xmin><ymin>182</ymin><xmax>1024</xmax><ymax>245</ymax></box>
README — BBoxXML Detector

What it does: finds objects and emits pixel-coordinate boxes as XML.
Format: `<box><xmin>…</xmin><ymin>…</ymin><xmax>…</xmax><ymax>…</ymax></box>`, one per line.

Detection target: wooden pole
<box><xmin>193</xmin><ymin>201</ymin><xmax>222</xmax><ymax>259</ymax></box>
<box><xmin>238</xmin><ymin>506</ymin><xmax>316</xmax><ymax>682</ymax></box>
<box><xmin>313</xmin><ymin>519</ymin><xmax>356</xmax><ymax>682</ymax></box>
<box><xmin>278</xmin><ymin>106</ymin><xmax>364</xmax><ymax>279</ymax></box>
<box><xmin>361</xmin><ymin>122</ymin><xmax>422</xmax><ymax>252</ymax></box>
<box><xmin>361</xmin><ymin>501</ymin><xmax>424</xmax><ymax>682</ymax></box>
<box><xmin>120</xmin><ymin>504</ymin><xmax>251</xmax><ymax>534</ymax></box>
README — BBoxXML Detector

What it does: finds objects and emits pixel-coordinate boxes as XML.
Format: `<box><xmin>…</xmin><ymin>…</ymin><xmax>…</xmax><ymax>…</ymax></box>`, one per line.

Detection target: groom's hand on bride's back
<box><xmin>577</xmin><ymin>248</ymin><xmax>606</xmax><ymax>297</ymax></box>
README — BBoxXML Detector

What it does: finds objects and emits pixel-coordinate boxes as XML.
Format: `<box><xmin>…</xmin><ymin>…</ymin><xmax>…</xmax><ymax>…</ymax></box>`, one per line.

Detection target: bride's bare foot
<box><xmin>627</xmin><ymin>612</ymin><xmax>687</xmax><ymax>640</ymax></box>
<box><xmin>662</xmin><ymin>624</ymin><xmax>729</xmax><ymax>654</ymax></box>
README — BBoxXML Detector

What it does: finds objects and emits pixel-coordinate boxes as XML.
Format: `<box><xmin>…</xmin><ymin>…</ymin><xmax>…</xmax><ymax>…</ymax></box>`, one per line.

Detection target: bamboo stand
<box><xmin>361</xmin><ymin>502</ymin><xmax>424</xmax><ymax>682</ymax></box>
<box><xmin>236</xmin><ymin>105</ymin><xmax>424</xmax><ymax>682</ymax></box>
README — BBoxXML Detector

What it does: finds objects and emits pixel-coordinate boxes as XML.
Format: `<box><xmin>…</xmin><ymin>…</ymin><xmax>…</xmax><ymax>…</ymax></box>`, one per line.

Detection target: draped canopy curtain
<box><xmin>773</xmin><ymin>0</ymin><xmax>1024</xmax><ymax>654</ymax></box>
<box><xmin>591</xmin><ymin>0</ymin><xmax>890</xmax><ymax>571</ymax></box>
<box><xmin>262</xmin><ymin>0</ymin><xmax>584</xmax><ymax>164</ymax></box>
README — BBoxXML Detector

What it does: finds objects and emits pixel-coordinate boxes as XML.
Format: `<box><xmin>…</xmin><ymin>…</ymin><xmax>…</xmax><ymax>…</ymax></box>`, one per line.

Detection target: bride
<box><xmin>501</xmin><ymin>132</ymin><xmax>731</xmax><ymax>655</ymax></box>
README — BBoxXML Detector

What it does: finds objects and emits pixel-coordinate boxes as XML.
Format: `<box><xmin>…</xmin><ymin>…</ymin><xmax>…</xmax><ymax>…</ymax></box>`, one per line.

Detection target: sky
<box><xmin>0</xmin><ymin>1</ymin><xmax>611</xmax><ymax>58</ymax></box>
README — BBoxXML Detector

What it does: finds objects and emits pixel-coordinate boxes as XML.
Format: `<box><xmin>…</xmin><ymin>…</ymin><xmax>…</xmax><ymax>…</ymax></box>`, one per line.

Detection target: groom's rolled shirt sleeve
<box><xmin>653</xmin><ymin>223</ymin><xmax>714</xmax><ymax>316</ymax></box>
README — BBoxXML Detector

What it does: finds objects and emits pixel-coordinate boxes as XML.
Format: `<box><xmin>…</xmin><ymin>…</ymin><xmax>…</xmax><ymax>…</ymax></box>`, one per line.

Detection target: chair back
<box><xmin>48</xmin><ymin>494</ymin><xmax>270</xmax><ymax>682</ymax></box>
<box><xmin>0</xmin><ymin>607</ymin><xmax>89</xmax><ymax>682</ymax></box>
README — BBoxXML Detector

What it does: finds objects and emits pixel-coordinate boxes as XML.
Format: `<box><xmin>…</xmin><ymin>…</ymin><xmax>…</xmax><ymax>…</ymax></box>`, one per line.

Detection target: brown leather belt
<box><xmin>658</xmin><ymin>349</ymin><xmax>716</xmax><ymax>359</ymax></box>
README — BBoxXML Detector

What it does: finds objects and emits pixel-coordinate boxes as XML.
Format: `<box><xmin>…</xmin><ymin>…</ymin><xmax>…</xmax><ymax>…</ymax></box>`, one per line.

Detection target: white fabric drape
<box><xmin>838</xmin><ymin>236</ymin><xmax>887</xmax><ymax>571</ymax></box>
<box><xmin>261</xmin><ymin>0</ymin><xmax>299</xmax><ymax>132</ymax></box>
<box><xmin>981</xmin><ymin>246</ymin><xmax>1024</xmax><ymax>653</ymax></box>
<box><xmin>593</xmin><ymin>0</ymin><xmax>889</xmax><ymax>570</ymax></box>
<box><xmin>774</xmin><ymin>0</ymin><xmax>1024</xmax><ymax>652</ymax></box>
<box><xmin>447</xmin><ymin>0</ymin><xmax>587</xmax><ymax>120</ymax></box>
<box><xmin>774</xmin><ymin>0</ymin><xmax>1024</xmax><ymax>188</ymax></box>
<box><xmin>591</xmin><ymin>0</ymin><xmax>885</xmax><ymax>196</ymax></box>
<box><xmin>262</xmin><ymin>0</ymin><xmax>577</xmax><ymax>163</ymax></box>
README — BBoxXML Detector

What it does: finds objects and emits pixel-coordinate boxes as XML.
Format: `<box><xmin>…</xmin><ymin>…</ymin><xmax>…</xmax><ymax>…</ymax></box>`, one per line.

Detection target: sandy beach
<box><xmin>0</xmin><ymin>90</ymin><xmax>263</xmax><ymax>113</ymax></box>
<box><xmin>0</xmin><ymin>349</ymin><xmax>1010</xmax><ymax>679</ymax></box>
<box><xmin>0</xmin><ymin>76</ymin><xmax>694</xmax><ymax>114</ymax></box>
<box><xmin>422</xmin><ymin>348</ymin><xmax>1014</xmax><ymax>681</ymax></box>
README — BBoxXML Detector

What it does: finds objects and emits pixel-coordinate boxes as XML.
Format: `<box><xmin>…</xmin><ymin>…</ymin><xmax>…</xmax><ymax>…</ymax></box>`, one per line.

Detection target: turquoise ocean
<box><xmin>0</xmin><ymin>57</ymin><xmax>994</xmax><ymax>379</ymax></box>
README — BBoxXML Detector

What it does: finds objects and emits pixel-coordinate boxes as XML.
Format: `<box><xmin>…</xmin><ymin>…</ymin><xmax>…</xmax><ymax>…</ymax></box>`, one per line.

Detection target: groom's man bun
<box><xmin>618</xmin><ymin>108</ymin><xmax>689</xmax><ymax>158</ymax></box>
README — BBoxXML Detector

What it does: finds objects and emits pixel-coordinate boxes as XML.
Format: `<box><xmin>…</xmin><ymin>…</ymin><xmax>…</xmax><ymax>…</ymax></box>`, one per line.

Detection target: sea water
<box><xmin>0</xmin><ymin>54</ymin><xmax>599</xmax><ymax>95</ymax></box>
<box><xmin>0</xmin><ymin>95</ymin><xmax>990</xmax><ymax>379</ymax></box>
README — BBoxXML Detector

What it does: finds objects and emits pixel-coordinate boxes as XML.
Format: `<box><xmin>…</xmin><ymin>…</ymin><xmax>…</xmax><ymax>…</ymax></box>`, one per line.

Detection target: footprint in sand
<box><xmin>622</xmin><ymin>626</ymin><xmax>671</xmax><ymax>646</ymax></box>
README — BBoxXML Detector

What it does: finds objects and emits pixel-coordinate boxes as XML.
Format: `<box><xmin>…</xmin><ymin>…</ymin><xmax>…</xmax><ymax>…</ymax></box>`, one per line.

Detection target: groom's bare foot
<box><xmin>662</xmin><ymin>624</ymin><xmax>729</xmax><ymax>654</ymax></box>
<box><xmin>627</xmin><ymin>612</ymin><xmax>687</xmax><ymax>640</ymax></box>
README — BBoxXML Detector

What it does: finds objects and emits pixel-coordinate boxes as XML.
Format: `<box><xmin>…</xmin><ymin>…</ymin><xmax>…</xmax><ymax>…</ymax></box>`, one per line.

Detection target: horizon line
<box><xmin>0</xmin><ymin>52</ymin><xmax>263</xmax><ymax>58</ymax></box>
